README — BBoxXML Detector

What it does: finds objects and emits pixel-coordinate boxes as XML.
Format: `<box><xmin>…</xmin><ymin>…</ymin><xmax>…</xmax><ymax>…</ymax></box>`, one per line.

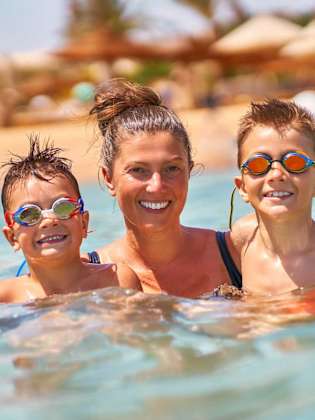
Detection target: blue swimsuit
<box><xmin>215</xmin><ymin>231</ymin><xmax>242</xmax><ymax>289</ymax></box>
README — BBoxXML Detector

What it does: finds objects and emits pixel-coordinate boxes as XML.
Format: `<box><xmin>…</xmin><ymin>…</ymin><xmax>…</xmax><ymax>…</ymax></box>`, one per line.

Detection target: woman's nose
<box><xmin>146</xmin><ymin>172</ymin><xmax>164</xmax><ymax>193</ymax></box>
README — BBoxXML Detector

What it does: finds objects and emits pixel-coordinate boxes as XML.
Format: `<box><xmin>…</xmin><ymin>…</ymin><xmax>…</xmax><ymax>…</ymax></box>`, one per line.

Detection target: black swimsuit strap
<box><xmin>215</xmin><ymin>231</ymin><xmax>242</xmax><ymax>289</ymax></box>
<box><xmin>88</xmin><ymin>251</ymin><xmax>101</xmax><ymax>264</ymax></box>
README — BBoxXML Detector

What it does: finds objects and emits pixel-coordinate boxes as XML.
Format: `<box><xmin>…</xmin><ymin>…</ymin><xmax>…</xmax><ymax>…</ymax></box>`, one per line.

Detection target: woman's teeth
<box><xmin>140</xmin><ymin>201</ymin><xmax>169</xmax><ymax>210</ymax></box>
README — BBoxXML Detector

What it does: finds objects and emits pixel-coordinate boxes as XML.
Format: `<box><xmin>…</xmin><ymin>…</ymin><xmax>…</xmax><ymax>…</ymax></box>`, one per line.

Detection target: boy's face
<box><xmin>235</xmin><ymin>126</ymin><xmax>315</xmax><ymax>220</ymax></box>
<box><xmin>3</xmin><ymin>174</ymin><xmax>89</xmax><ymax>263</ymax></box>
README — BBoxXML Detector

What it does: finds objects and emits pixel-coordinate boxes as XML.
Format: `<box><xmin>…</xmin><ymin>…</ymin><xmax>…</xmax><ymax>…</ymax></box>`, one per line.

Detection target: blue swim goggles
<box><xmin>241</xmin><ymin>151</ymin><xmax>315</xmax><ymax>176</ymax></box>
<box><xmin>5</xmin><ymin>197</ymin><xmax>84</xmax><ymax>227</ymax></box>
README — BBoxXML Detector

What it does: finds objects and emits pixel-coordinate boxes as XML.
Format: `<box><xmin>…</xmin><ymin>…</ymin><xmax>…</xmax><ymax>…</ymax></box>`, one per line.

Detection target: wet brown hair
<box><xmin>1</xmin><ymin>134</ymin><xmax>81</xmax><ymax>212</ymax></box>
<box><xmin>237</xmin><ymin>99</ymin><xmax>315</xmax><ymax>167</ymax></box>
<box><xmin>89</xmin><ymin>79</ymin><xmax>193</xmax><ymax>174</ymax></box>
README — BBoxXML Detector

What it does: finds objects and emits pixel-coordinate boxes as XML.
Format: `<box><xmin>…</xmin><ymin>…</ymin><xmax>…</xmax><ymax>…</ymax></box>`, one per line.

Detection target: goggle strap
<box><xmin>78</xmin><ymin>197</ymin><xmax>84</xmax><ymax>213</ymax></box>
<box><xmin>228</xmin><ymin>186</ymin><xmax>237</xmax><ymax>231</ymax></box>
<box><xmin>4</xmin><ymin>211</ymin><xmax>14</xmax><ymax>228</ymax></box>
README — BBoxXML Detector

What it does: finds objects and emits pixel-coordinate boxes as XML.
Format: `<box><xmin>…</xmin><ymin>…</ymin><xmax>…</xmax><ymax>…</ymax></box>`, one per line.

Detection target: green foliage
<box><xmin>131</xmin><ymin>61</ymin><xmax>173</xmax><ymax>85</ymax></box>
<box><xmin>175</xmin><ymin>0</ymin><xmax>213</xmax><ymax>18</ymax></box>
<box><xmin>66</xmin><ymin>0</ymin><xmax>137</xmax><ymax>38</ymax></box>
<box><xmin>290</xmin><ymin>13</ymin><xmax>315</xmax><ymax>27</ymax></box>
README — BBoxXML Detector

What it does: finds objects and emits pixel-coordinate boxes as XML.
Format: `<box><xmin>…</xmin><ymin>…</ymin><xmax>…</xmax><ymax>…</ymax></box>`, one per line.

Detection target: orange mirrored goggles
<box><xmin>241</xmin><ymin>152</ymin><xmax>315</xmax><ymax>176</ymax></box>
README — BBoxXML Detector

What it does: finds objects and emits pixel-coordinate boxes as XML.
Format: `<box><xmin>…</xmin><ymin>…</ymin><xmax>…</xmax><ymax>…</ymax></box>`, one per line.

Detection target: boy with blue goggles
<box><xmin>0</xmin><ymin>135</ymin><xmax>141</xmax><ymax>303</ymax></box>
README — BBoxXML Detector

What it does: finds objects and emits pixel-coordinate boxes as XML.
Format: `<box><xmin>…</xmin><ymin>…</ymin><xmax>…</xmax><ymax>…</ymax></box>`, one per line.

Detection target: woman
<box><xmin>88</xmin><ymin>79</ymin><xmax>242</xmax><ymax>298</ymax></box>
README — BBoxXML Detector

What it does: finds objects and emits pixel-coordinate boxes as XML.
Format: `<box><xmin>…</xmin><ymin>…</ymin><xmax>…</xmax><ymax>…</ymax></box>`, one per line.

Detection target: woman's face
<box><xmin>103</xmin><ymin>131</ymin><xmax>190</xmax><ymax>233</ymax></box>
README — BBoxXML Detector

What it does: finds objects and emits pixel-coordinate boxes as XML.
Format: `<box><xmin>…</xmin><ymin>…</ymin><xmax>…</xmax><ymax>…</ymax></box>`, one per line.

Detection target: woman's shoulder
<box><xmin>183</xmin><ymin>226</ymin><xmax>218</xmax><ymax>253</ymax></box>
<box><xmin>97</xmin><ymin>238</ymin><xmax>125</xmax><ymax>263</ymax></box>
<box><xmin>184</xmin><ymin>225</ymin><xmax>216</xmax><ymax>237</ymax></box>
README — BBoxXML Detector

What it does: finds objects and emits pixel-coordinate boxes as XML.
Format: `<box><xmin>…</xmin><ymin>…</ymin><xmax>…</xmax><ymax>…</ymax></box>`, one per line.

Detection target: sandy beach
<box><xmin>0</xmin><ymin>103</ymin><xmax>248</xmax><ymax>184</ymax></box>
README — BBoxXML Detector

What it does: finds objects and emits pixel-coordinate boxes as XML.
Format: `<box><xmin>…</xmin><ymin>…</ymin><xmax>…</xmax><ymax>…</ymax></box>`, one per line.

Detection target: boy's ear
<box><xmin>81</xmin><ymin>211</ymin><xmax>89</xmax><ymax>239</ymax></box>
<box><xmin>101</xmin><ymin>166</ymin><xmax>116</xmax><ymax>197</ymax></box>
<box><xmin>2</xmin><ymin>227</ymin><xmax>21</xmax><ymax>251</ymax></box>
<box><xmin>234</xmin><ymin>175</ymin><xmax>250</xmax><ymax>203</ymax></box>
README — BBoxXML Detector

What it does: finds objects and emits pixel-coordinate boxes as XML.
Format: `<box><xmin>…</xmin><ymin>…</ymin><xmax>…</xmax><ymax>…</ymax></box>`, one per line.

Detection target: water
<box><xmin>1</xmin><ymin>172</ymin><xmax>315</xmax><ymax>419</ymax></box>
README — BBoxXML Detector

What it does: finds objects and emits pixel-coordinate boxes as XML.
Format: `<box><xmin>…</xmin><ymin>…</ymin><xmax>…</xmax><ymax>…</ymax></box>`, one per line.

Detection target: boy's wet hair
<box><xmin>237</xmin><ymin>99</ymin><xmax>315</xmax><ymax>167</ymax></box>
<box><xmin>1</xmin><ymin>134</ymin><xmax>81</xmax><ymax>212</ymax></box>
<box><xmin>89</xmin><ymin>78</ymin><xmax>194</xmax><ymax>175</ymax></box>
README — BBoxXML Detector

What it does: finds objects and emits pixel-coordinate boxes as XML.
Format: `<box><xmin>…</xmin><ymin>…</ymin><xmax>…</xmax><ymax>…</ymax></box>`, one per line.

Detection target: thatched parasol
<box><xmin>54</xmin><ymin>28</ymin><xmax>215</xmax><ymax>62</ymax></box>
<box><xmin>280</xmin><ymin>20</ymin><xmax>315</xmax><ymax>60</ymax></box>
<box><xmin>209</xmin><ymin>14</ymin><xmax>301</xmax><ymax>58</ymax></box>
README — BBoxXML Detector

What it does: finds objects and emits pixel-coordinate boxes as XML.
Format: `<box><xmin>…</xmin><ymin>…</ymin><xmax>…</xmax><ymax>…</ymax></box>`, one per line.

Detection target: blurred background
<box><xmin>1</xmin><ymin>0</ymin><xmax>315</xmax><ymax>181</ymax></box>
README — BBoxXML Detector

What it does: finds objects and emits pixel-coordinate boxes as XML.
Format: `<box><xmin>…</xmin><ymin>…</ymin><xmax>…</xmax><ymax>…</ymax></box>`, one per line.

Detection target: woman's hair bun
<box><xmin>90</xmin><ymin>79</ymin><xmax>162</xmax><ymax>124</ymax></box>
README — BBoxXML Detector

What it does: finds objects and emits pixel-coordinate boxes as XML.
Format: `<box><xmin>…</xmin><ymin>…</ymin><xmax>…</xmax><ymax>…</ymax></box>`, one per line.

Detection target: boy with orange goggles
<box><xmin>0</xmin><ymin>135</ymin><xmax>141</xmax><ymax>303</ymax></box>
<box><xmin>228</xmin><ymin>99</ymin><xmax>315</xmax><ymax>294</ymax></box>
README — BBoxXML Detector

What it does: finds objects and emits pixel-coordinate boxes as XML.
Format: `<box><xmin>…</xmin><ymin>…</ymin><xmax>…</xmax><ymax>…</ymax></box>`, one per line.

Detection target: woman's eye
<box><xmin>164</xmin><ymin>166</ymin><xmax>180</xmax><ymax>175</ymax></box>
<box><xmin>127</xmin><ymin>167</ymin><xmax>149</xmax><ymax>178</ymax></box>
<box><xmin>129</xmin><ymin>167</ymin><xmax>145</xmax><ymax>174</ymax></box>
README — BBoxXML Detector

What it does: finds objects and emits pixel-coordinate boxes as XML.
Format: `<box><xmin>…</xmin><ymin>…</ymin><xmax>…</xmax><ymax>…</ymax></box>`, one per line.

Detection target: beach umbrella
<box><xmin>54</xmin><ymin>28</ymin><xmax>215</xmax><ymax>62</ymax></box>
<box><xmin>280</xmin><ymin>20</ymin><xmax>315</xmax><ymax>60</ymax></box>
<box><xmin>209</xmin><ymin>14</ymin><xmax>301</xmax><ymax>57</ymax></box>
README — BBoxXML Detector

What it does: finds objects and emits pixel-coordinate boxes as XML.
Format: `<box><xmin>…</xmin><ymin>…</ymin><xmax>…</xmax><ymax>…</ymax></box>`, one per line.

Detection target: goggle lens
<box><xmin>284</xmin><ymin>154</ymin><xmax>307</xmax><ymax>172</ymax></box>
<box><xmin>18</xmin><ymin>206</ymin><xmax>42</xmax><ymax>226</ymax></box>
<box><xmin>246</xmin><ymin>157</ymin><xmax>270</xmax><ymax>175</ymax></box>
<box><xmin>53</xmin><ymin>200</ymin><xmax>77</xmax><ymax>219</ymax></box>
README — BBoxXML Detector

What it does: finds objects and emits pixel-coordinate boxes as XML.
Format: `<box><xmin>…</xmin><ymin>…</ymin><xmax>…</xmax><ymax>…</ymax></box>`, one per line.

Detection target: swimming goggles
<box><xmin>241</xmin><ymin>151</ymin><xmax>315</xmax><ymax>176</ymax></box>
<box><xmin>5</xmin><ymin>197</ymin><xmax>84</xmax><ymax>227</ymax></box>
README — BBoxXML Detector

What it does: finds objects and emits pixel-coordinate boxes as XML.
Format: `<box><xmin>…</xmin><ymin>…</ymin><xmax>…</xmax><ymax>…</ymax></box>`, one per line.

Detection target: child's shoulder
<box><xmin>0</xmin><ymin>276</ymin><xmax>34</xmax><ymax>303</ymax></box>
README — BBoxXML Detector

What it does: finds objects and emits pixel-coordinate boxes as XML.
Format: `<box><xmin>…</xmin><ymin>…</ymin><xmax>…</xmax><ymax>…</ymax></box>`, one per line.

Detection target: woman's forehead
<box><xmin>118</xmin><ymin>131</ymin><xmax>187</xmax><ymax>156</ymax></box>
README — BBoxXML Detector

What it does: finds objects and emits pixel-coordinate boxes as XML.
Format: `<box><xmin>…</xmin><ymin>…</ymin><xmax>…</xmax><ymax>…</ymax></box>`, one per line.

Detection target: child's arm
<box><xmin>116</xmin><ymin>263</ymin><xmax>143</xmax><ymax>291</ymax></box>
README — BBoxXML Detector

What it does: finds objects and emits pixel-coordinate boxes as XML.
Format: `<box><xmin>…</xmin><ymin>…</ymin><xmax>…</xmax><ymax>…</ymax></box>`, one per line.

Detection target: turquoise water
<box><xmin>1</xmin><ymin>172</ymin><xmax>315</xmax><ymax>419</ymax></box>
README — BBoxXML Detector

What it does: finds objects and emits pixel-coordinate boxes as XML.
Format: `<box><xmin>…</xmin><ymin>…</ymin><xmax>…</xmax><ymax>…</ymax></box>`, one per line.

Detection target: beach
<box><xmin>0</xmin><ymin>103</ymin><xmax>247</xmax><ymax>184</ymax></box>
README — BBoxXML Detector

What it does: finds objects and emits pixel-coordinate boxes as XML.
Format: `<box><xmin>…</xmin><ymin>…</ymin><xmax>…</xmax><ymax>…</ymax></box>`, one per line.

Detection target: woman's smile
<box><xmin>139</xmin><ymin>200</ymin><xmax>171</xmax><ymax>210</ymax></box>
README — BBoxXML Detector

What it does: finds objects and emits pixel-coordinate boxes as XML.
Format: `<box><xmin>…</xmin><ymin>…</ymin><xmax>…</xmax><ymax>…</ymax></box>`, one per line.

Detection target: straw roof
<box><xmin>280</xmin><ymin>20</ymin><xmax>315</xmax><ymax>59</ymax></box>
<box><xmin>210</xmin><ymin>14</ymin><xmax>301</xmax><ymax>56</ymax></box>
<box><xmin>54</xmin><ymin>28</ymin><xmax>215</xmax><ymax>62</ymax></box>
